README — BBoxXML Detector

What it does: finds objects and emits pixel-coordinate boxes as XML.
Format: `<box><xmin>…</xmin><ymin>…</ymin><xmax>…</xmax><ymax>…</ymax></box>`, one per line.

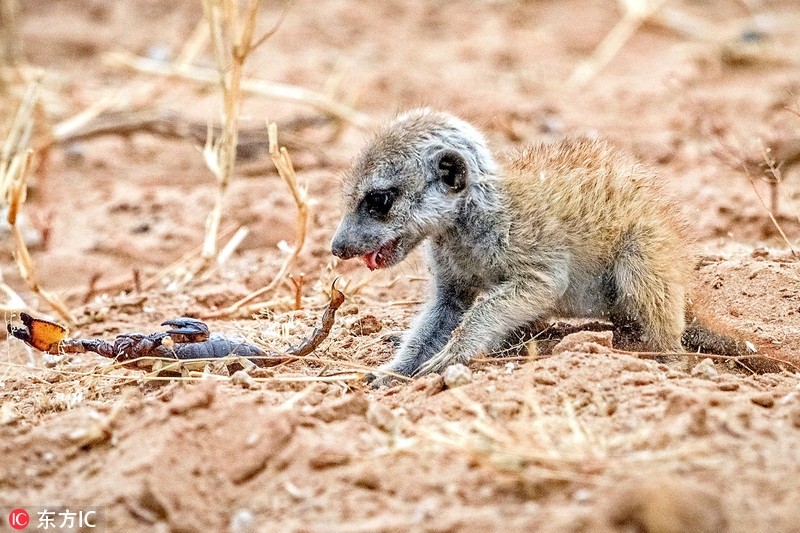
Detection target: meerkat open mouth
<box><xmin>361</xmin><ymin>240</ymin><xmax>398</xmax><ymax>270</ymax></box>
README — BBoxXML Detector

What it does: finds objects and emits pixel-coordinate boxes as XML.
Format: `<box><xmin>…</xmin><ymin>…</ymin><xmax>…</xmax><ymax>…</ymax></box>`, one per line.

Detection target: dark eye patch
<box><xmin>361</xmin><ymin>188</ymin><xmax>397</xmax><ymax>219</ymax></box>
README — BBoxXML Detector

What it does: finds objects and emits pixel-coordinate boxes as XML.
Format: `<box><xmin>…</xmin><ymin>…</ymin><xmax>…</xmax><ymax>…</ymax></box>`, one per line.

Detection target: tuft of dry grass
<box><xmin>1</xmin><ymin>74</ymin><xmax>73</xmax><ymax>324</ymax></box>
<box><xmin>742</xmin><ymin>150</ymin><xmax>798</xmax><ymax>258</ymax></box>
<box><xmin>200</xmin><ymin>0</ymin><xmax>264</xmax><ymax>261</ymax></box>
<box><xmin>208</xmin><ymin>121</ymin><xmax>309</xmax><ymax>318</ymax></box>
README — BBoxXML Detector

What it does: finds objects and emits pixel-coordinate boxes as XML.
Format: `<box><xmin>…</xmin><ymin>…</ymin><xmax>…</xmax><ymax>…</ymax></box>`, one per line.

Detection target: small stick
<box><xmin>105</xmin><ymin>51</ymin><xmax>373</xmax><ymax>129</ymax></box>
<box><xmin>132</xmin><ymin>269</ymin><xmax>142</xmax><ymax>293</ymax></box>
<box><xmin>204</xmin><ymin>122</ymin><xmax>308</xmax><ymax>318</ymax></box>
<box><xmin>742</xmin><ymin>162</ymin><xmax>797</xmax><ymax>257</ymax></box>
<box><xmin>216</xmin><ymin>226</ymin><xmax>249</xmax><ymax>267</ymax></box>
<box><xmin>568</xmin><ymin>0</ymin><xmax>669</xmax><ymax>88</ymax></box>
<box><xmin>82</xmin><ymin>273</ymin><xmax>103</xmax><ymax>304</ymax></box>
<box><xmin>289</xmin><ymin>274</ymin><xmax>304</xmax><ymax>310</ymax></box>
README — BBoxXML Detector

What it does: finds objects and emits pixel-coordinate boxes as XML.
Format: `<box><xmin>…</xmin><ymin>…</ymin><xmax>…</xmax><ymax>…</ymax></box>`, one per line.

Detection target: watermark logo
<box><xmin>3</xmin><ymin>507</ymin><xmax>103</xmax><ymax>531</ymax></box>
<box><xmin>8</xmin><ymin>509</ymin><xmax>29</xmax><ymax>530</ymax></box>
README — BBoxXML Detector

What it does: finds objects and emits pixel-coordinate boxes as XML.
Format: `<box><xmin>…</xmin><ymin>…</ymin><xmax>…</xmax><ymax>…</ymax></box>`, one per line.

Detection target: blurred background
<box><xmin>1</xmin><ymin>0</ymin><xmax>799</xmax><ymax>314</ymax></box>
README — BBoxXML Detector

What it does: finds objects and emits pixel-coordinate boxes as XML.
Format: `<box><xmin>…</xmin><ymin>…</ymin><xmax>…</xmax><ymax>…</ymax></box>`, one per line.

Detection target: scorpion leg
<box><xmin>161</xmin><ymin>318</ymin><xmax>210</xmax><ymax>343</ymax></box>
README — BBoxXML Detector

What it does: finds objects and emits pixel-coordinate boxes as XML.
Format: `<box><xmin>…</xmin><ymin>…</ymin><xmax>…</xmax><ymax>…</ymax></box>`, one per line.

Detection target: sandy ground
<box><xmin>2</xmin><ymin>0</ymin><xmax>800</xmax><ymax>532</ymax></box>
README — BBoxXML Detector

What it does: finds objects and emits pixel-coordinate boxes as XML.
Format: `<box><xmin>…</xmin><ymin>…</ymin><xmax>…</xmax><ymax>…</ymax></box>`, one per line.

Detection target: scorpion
<box><xmin>7</xmin><ymin>283</ymin><xmax>345</xmax><ymax>373</ymax></box>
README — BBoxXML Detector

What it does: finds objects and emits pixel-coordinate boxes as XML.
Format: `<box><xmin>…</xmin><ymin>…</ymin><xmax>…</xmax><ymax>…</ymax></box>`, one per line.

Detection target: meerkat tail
<box><xmin>681</xmin><ymin>307</ymin><xmax>753</xmax><ymax>356</ymax></box>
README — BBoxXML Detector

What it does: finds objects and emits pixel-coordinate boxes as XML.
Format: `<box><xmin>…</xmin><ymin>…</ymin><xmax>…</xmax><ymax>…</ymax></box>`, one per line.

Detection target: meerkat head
<box><xmin>331</xmin><ymin>108</ymin><xmax>497</xmax><ymax>270</ymax></box>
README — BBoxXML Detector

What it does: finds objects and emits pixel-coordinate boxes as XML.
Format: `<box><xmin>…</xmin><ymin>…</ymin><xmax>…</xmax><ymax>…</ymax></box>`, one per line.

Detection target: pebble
<box><xmin>443</xmin><ymin>364</ymin><xmax>473</xmax><ymax>388</ymax></box>
<box><xmin>691</xmin><ymin>358</ymin><xmax>719</xmax><ymax>379</ymax></box>
<box><xmin>229</xmin><ymin>509</ymin><xmax>255</xmax><ymax>533</ymax></box>
<box><xmin>230</xmin><ymin>370</ymin><xmax>256</xmax><ymax>389</ymax></box>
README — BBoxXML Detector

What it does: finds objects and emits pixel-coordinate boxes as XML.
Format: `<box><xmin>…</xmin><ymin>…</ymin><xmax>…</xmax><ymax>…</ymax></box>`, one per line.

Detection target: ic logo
<box><xmin>8</xmin><ymin>508</ymin><xmax>29</xmax><ymax>530</ymax></box>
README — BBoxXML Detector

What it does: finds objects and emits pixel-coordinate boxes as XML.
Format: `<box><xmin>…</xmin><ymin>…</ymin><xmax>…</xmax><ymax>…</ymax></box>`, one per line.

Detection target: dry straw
<box><xmin>1</xmin><ymin>74</ymin><xmax>73</xmax><ymax>324</ymax></box>
<box><xmin>208</xmin><ymin>121</ymin><xmax>309</xmax><ymax>318</ymax></box>
<box><xmin>200</xmin><ymin>0</ymin><xmax>263</xmax><ymax>261</ymax></box>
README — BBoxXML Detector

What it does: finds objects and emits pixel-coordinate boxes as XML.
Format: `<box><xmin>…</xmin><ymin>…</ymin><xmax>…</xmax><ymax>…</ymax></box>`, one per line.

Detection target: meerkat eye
<box><xmin>436</xmin><ymin>150</ymin><xmax>468</xmax><ymax>192</ymax></box>
<box><xmin>362</xmin><ymin>189</ymin><xmax>397</xmax><ymax>218</ymax></box>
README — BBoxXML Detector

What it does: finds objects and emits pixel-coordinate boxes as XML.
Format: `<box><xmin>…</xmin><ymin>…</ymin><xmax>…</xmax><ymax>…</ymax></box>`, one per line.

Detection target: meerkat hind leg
<box><xmin>609</xmin><ymin>232</ymin><xmax>684</xmax><ymax>353</ymax></box>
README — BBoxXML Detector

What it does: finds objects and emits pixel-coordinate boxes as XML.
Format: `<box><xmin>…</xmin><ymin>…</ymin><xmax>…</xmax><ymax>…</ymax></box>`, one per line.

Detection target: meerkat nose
<box><xmin>331</xmin><ymin>237</ymin><xmax>355</xmax><ymax>260</ymax></box>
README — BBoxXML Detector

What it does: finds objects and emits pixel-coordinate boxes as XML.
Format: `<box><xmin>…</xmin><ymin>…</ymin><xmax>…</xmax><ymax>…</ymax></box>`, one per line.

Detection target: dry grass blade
<box><xmin>741</xmin><ymin>161</ymin><xmax>798</xmax><ymax>258</ymax></box>
<box><xmin>105</xmin><ymin>51</ymin><xmax>372</xmax><ymax>129</ymax></box>
<box><xmin>1</xmin><ymin>75</ymin><xmax>74</xmax><ymax>324</ymax></box>
<box><xmin>206</xmin><ymin>121</ymin><xmax>309</xmax><ymax>318</ymax></box>
<box><xmin>568</xmin><ymin>0</ymin><xmax>669</xmax><ymax>88</ymax></box>
<box><xmin>200</xmin><ymin>0</ymin><xmax>260</xmax><ymax>261</ymax></box>
<box><xmin>707</xmin><ymin>118</ymin><xmax>798</xmax><ymax>257</ymax></box>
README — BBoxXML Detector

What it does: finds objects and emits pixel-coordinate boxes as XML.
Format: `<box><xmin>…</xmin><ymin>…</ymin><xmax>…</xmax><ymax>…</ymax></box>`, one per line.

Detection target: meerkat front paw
<box><xmin>366</xmin><ymin>373</ymin><xmax>402</xmax><ymax>388</ymax></box>
<box><xmin>414</xmin><ymin>348</ymin><xmax>468</xmax><ymax>377</ymax></box>
<box><xmin>366</xmin><ymin>364</ymin><xmax>413</xmax><ymax>388</ymax></box>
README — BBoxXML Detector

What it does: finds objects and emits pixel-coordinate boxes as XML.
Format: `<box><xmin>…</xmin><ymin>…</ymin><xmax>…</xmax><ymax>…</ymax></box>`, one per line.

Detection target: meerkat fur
<box><xmin>331</xmin><ymin>108</ymin><xmax>744</xmax><ymax>382</ymax></box>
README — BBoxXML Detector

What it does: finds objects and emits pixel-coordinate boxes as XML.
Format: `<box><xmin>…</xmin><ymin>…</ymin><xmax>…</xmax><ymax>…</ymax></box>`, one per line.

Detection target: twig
<box><xmin>44</xmin><ymin>108</ymin><xmax>315</xmax><ymax>160</ymax></box>
<box><xmin>82</xmin><ymin>272</ymin><xmax>103</xmax><ymax>305</ymax></box>
<box><xmin>289</xmin><ymin>274</ymin><xmax>304</xmax><ymax>310</ymax></box>
<box><xmin>105</xmin><ymin>51</ymin><xmax>373</xmax><ymax>129</ymax></box>
<box><xmin>568</xmin><ymin>0</ymin><xmax>669</xmax><ymax>88</ymax></box>
<box><xmin>216</xmin><ymin>226</ymin><xmax>249</xmax><ymax>267</ymax></box>
<box><xmin>204</xmin><ymin>122</ymin><xmax>309</xmax><ymax>318</ymax></box>
<box><xmin>741</xmin><ymin>161</ymin><xmax>797</xmax><ymax>257</ymax></box>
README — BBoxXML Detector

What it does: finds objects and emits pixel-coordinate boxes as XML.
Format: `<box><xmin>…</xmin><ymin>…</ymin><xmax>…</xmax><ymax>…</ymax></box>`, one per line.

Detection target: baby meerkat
<box><xmin>331</xmin><ymin>109</ymin><xmax>745</xmax><ymax>381</ymax></box>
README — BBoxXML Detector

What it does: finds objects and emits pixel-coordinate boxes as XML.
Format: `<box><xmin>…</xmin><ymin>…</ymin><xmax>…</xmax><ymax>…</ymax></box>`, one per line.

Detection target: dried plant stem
<box><xmin>742</xmin><ymin>163</ymin><xmax>797</xmax><ymax>257</ymax></box>
<box><xmin>216</xmin><ymin>225</ymin><xmax>249</xmax><ymax>266</ymax></box>
<box><xmin>206</xmin><ymin>122</ymin><xmax>308</xmax><ymax>318</ymax></box>
<box><xmin>106</xmin><ymin>51</ymin><xmax>372</xmax><ymax>129</ymax></box>
<box><xmin>1</xmin><ymin>76</ymin><xmax>74</xmax><ymax>324</ymax></box>
<box><xmin>569</xmin><ymin>0</ymin><xmax>668</xmax><ymax>87</ymax></box>
<box><xmin>200</xmin><ymin>0</ymin><xmax>257</xmax><ymax>260</ymax></box>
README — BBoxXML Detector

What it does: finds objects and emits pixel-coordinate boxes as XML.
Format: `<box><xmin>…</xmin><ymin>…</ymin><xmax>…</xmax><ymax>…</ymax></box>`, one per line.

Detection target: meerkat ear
<box><xmin>435</xmin><ymin>150</ymin><xmax>468</xmax><ymax>192</ymax></box>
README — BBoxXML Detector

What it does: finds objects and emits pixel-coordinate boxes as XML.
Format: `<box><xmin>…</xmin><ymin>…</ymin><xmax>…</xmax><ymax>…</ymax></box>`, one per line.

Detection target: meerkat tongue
<box><xmin>362</xmin><ymin>251</ymin><xmax>380</xmax><ymax>270</ymax></box>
